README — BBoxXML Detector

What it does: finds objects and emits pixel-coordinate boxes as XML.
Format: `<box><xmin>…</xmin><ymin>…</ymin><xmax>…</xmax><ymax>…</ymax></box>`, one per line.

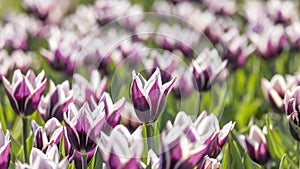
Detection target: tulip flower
<box><xmin>0</xmin><ymin>50</ymin><xmax>14</xmax><ymax>82</ymax></box>
<box><xmin>121</xmin><ymin>102</ymin><xmax>143</xmax><ymax>133</ymax></box>
<box><xmin>142</xmin><ymin>51</ymin><xmax>176</xmax><ymax>84</ymax></box>
<box><xmin>64</xmin><ymin>102</ymin><xmax>105</xmax><ymax>153</ymax></box>
<box><xmin>31</xmin><ymin>118</ymin><xmax>63</xmax><ymax>151</ymax></box>
<box><xmin>95</xmin><ymin>0</ymin><xmax>130</xmax><ymax>26</ymax></box>
<box><xmin>16</xmin><ymin>143</ymin><xmax>68</xmax><ymax>169</ymax></box>
<box><xmin>286</xmin><ymin>22</ymin><xmax>300</xmax><ymax>50</ymax></box>
<box><xmin>95</xmin><ymin>92</ymin><xmax>125</xmax><ymax>129</ymax></box>
<box><xmin>266</xmin><ymin>0</ymin><xmax>297</xmax><ymax>24</ymax></box>
<box><xmin>249</xmin><ymin>24</ymin><xmax>286</xmax><ymax>59</ymax></box>
<box><xmin>130</xmin><ymin>68</ymin><xmax>176</xmax><ymax>124</ymax></box>
<box><xmin>192</xmin><ymin>48</ymin><xmax>228</xmax><ymax>92</ymax></box>
<box><xmin>160</xmin><ymin>111</ymin><xmax>208</xmax><ymax>169</ymax></box>
<box><xmin>23</xmin><ymin>0</ymin><xmax>71</xmax><ymax>23</ymax></box>
<box><xmin>11</xmin><ymin>50</ymin><xmax>33</xmax><ymax>73</ymax></box>
<box><xmin>0</xmin><ymin>22</ymin><xmax>28</xmax><ymax>50</ymax></box>
<box><xmin>2</xmin><ymin>69</ymin><xmax>47</xmax><ymax>116</ymax></box>
<box><xmin>40</xmin><ymin>26</ymin><xmax>81</xmax><ymax>76</ymax></box>
<box><xmin>220</xmin><ymin>28</ymin><xmax>254</xmax><ymax>69</ymax></box>
<box><xmin>198</xmin><ymin>156</ymin><xmax>221</xmax><ymax>169</ymax></box>
<box><xmin>202</xmin><ymin>0</ymin><xmax>236</xmax><ymax>16</ymax></box>
<box><xmin>38</xmin><ymin>80</ymin><xmax>73</xmax><ymax>122</ymax></box>
<box><xmin>237</xmin><ymin>125</ymin><xmax>270</xmax><ymax>165</ymax></box>
<box><xmin>154</xmin><ymin>24</ymin><xmax>178</xmax><ymax>51</ymax></box>
<box><xmin>98</xmin><ymin>125</ymin><xmax>144</xmax><ymax>169</ymax></box>
<box><xmin>73</xmin><ymin>70</ymin><xmax>108</xmax><ymax>106</ymax></box>
<box><xmin>0</xmin><ymin>124</ymin><xmax>10</xmax><ymax>169</ymax></box>
<box><xmin>171</xmin><ymin>67</ymin><xmax>194</xmax><ymax>99</ymax></box>
<box><xmin>262</xmin><ymin>74</ymin><xmax>296</xmax><ymax>112</ymax></box>
<box><xmin>194</xmin><ymin>111</ymin><xmax>235</xmax><ymax>158</ymax></box>
<box><xmin>284</xmin><ymin>86</ymin><xmax>300</xmax><ymax>141</ymax></box>
<box><xmin>63</xmin><ymin>128</ymin><xmax>96</xmax><ymax>169</ymax></box>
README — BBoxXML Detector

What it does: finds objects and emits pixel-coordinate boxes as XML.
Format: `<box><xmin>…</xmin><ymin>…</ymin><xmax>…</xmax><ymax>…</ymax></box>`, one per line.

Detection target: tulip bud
<box><xmin>38</xmin><ymin>80</ymin><xmax>72</xmax><ymax>122</ymax></box>
<box><xmin>284</xmin><ymin>86</ymin><xmax>300</xmax><ymax>141</ymax></box>
<box><xmin>31</xmin><ymin>118</ymin><xmax>63</xmax><ymax>151</ymax></box>
<box><xmin>198</xmin><ymin>156</ymin><xmax>221</xmax><ymax>169</ymax></box>
<box><xmin>192</xmin><ymin>48</ymin><xmax>227</xmax><ymax>92</ymax></box>
<box><xmin>194</xmin><ymin>111</ymin><xmax>235</xmax><ymax>158</ymax></box>
<box><xmin>98</xmin><ymin>125</ymin><xmax>144</xmax><ymax>169</ymax></box>
<box><xmin>220</xmin><ymin>28</ymin><xmax>254</xmax><ymax>69</ymax></box>
<box><xmin>64</xmin><ymin>102</ymin><xmax>106</xmax><ymax>153</ymax></box>
<box><xmin>0</xmin><ymin>123</ymin><xmax>10</xmax><ymax>169</ymax></box>
<box><xmin>73</xmin><ymin>70</ymin><xmax>108</xmax><ymax>107</ymax></box>
<box><xmin>261</xmin><ymin>74</ymin><xmax>296</xmax><ymax>112</ymax></box>
<box><xmin>249</xmin><ymin>25</ymin><xmax>286</xmax><ymax>59</ymax></box>
<box><xmin>237</xmin><ymin>125</ymin><xmax>270</xmax><ymax>164</ymax></box>
<box><xmin>130</xmin><ymin>68</ymin><xmax>176</xmax><ymax>124</ymax></box>
<box><xmin>2</xmin><ymin>69</ymin><xmax>47</xmax><ymax>116</ymax></box>
<box><xmin>267</xmin><ymin>1</ymin><xmax>297</xmax><ymax>25</ymax></box>
<box><xmin>16</xmin><ymin>143</ymin><xmax>68</xmax><ymax>169</ymax></box>
<box><xmin>160</xmin><ymin>111</ymin><xmax>207</xmax><ymax>169</ymax></box>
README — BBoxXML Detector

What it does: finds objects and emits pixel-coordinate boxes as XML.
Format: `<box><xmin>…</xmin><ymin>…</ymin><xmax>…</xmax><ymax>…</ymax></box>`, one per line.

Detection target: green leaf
<box><xmin>221</xmin><ymin>144</ymin><xmax>230</xmax><ymax>169</ymax></box>
<box><xmin>279</xmin><ymin>154</ymin><xmax>286</xmax><ymax>169</ymax></box>
<box><xmin>289</xmin><ymin>118</ymin><xmax>300</xmax><ymax>136</ymax></box>
<box><xmin>243</xmin><ymin>151</ymin><xmax>261</xmax><ymax>169</ymax></box>
<box><xmin>265</xmin><ymin>116</ymin><xmax>284</xmax><ymax>159</ymax></box>
<box><xmin>230</xmin><ymin>141</ymin><xmax>244</xmax><ymax>169</ymax></box>
<box><xmin>93</xmin><ymin>148</ymin><xmax>103</xmax><ymax>169</ymax></box>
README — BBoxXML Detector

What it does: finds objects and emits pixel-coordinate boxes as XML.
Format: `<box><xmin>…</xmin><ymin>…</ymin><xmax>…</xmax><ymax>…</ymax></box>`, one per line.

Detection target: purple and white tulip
<box><xmin>92</xmin><ymin>92</ymin><xmax>125</xmax><ymax>131</ymax></box>
<box><xmin>0</xmin><ymin>50</ymin><xmax>14</xmax><ymax>82</ymax></box>
<box><xmin>262</xmin><ymin>74</ymin><xmax>296</xmax><ymax>112</ymax></box>
<box><xmin>63</xmin><ymin>128</ymin><xmax>96</xmax><ymax>169</ymax></box>
<box><xmin>198</xmin><ymin>156</ymin><xmax>221</xmax><ymax>169</ymax></box>
<box><xmin>194</xmin><ymin>111</ymin><xmax>235</xmax><ymax>158</ymax></box>
<box><xmin>16</xmin><ymin>143</ymin><xmax>68</xmax><ymax>169</ymax></box>
<box><xmin>192</xmin><ymin>48</ymin><xmax>228</xmax><ymax>92</ymax></box>
<box><xmin>142</xmin><ymin>51</ymin><xmax>176</xmax><ymax>84</ymax></box>
<box><xmin>64</xmin><ymin>102</ymin><xmax>105</xmax><ymax>153</ymax></box>
<box><xmin>266</xmin><ymin>0</ymin><xmax>297</xmax><ymax>25</ymax></box>
<box><xmin>171</xmin><ymin>67</ymin><xmax>194</xmax><ymax>99</ymax></box>
<box><xmin>31</xmin><ymin>118</ymin><xmax>63</xmax><ymax>151</ymax></box>
<box><xmin>237</xmin><ymin>125</ymin><xmax>270</xmax><ymax>164</ymax></box>
<box><xmin>40</xmin><ymin>26</ymin><xmax>81</xmax><ymax>76</ymax></box>
<box><xmin>99</xmin><ymin>125</ymin><xmax>144</xmax><ymax>169</ymax></box>
<box><xmin>202</xmin><ymin>0</ymin><xmax>236</xmax><ymax>16</ymax></box>
<box><xmin>284</xmin><ymin>86</ymin><xmax>300</xmax><ymax>141</ymax></box>
<box><xmin>0</xmin><ymin>123</ymin><xmax>10</xmax><ymax>169</ymax></box>
<box><xmin>2</xmin><ymin>69</ymin><xmax>47</xmax><ymax>116</ymax></box>
<box><xmin>120</xmin><ymin>102</ymin><xmax>143</xmax><ymax>133</ymax></box>
<box><xmin>249</xmin><ymin>24</ymin><xmax>286</xmax><ymax>59</ymax></box>
<box><xmin>130</xmin><ymin>68</ymin><xmax>176</xmax><ymax>124</ymax></box>
<box><xmin>23</xmin><ymin>0</ymin><xmax>72</xmax><ymax>23</ymax></box>
<box><xmin>160</xmin><ymin>111</ymin><xmax>208</xmax><ymax>169</ymax></box>
<box><xmin>38</xmin><ymin>80</ymin><xmax>72</xmax><ymax>122</ymax></box>
<box><xmin>11</xmin><ymin>50</ymin><xmax>34</xmax><ymax>73</ymax></box>
<box><xmin>73</xmin><ymin>70</ymin><xmax>108</xmax><ymax>106</ymax></box>
<box><xmin>286</xmin><ymin>22</ymin><xmax>300</xmax><ymax>50</ymax></box>
<box><xmin>0</xmin><ymin>21</ymin><xmax>28</xmax><ymax>50</ymax></box>
<box><xmin>220</xmin><ymin>28</ymin><xmax>254</xmax><ymax>69</ymax></box>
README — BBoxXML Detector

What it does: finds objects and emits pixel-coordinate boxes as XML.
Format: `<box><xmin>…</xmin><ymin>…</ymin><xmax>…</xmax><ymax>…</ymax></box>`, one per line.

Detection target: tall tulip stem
<box><xmin>22</xmin><ymin>117</ymin><xmax>28</xmax><ymax>163</ymax></box>
<box><xmin>82</xmin><ymin>153</ymin><xmax>87</xmax><ymax>169</ymax></box>
<box><xmin>146</xmin><ymin>123</ymin><xmax>154</xmax><ymax>152</ymax></box>
<box><xmin>298</xmin><ymin>142</ymin><xmax>300</xmax><ymax>169</ymax></box>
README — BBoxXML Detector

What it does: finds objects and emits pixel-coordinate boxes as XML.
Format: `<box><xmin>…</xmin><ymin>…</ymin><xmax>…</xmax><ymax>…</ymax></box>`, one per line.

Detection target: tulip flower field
<box><xmin>1</xmin><ymin>0</ymin><xmax>300</xmax><ymax>169</ymax></box>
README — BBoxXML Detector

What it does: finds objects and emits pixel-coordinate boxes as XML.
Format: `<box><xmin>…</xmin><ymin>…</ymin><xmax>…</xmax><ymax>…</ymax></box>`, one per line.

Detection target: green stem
<box><xmin>0</xmin><ymin>86</ymin><xmax>7</xmax><ymax>126</ymax></box>
<box><xmin>146</xmin><ymin>123</ymin><xmax>154</xmax><ymax>152</ymax></box>
<box><xmin>82</xmin><ymin>153</ymin><xmax>87</xmax><ymax>169</ymax></box>
<box><xmin>22</xmin><ymin>117</ymin><xmax>28</xmax><ymax>163</ymax></box>
<box><xmin>297</xmin><ymin>141</ymin><xmax>300</xmax><ymax>168</ymax></box>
